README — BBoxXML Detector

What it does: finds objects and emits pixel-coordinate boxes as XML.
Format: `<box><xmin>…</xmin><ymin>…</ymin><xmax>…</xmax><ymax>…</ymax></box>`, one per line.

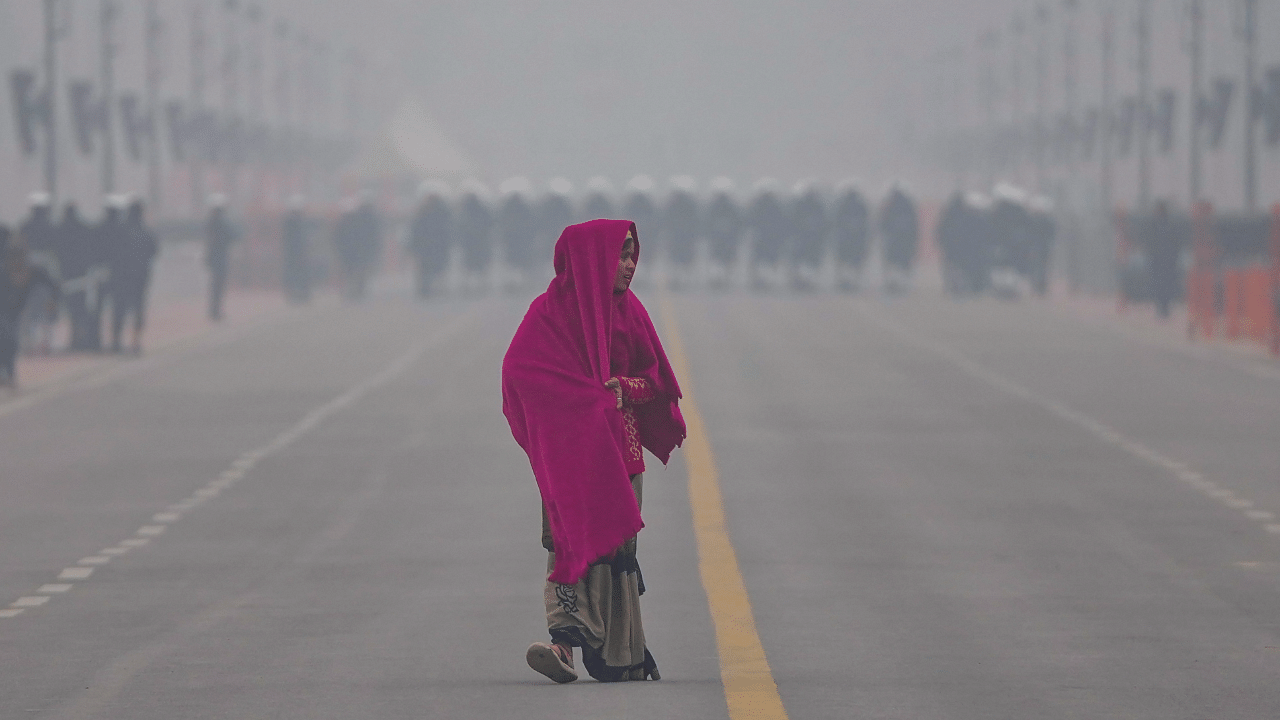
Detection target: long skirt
<box><xmin>542</xmin><ymin>473</ymin><xmax>658</xmax><ymax>682</ymax></box>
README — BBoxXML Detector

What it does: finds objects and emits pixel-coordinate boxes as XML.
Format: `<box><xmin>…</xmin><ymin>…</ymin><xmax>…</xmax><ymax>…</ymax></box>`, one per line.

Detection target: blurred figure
<box><xmin>58</xmin><ymin>203</ymin><xmax>101</xmax><ymax>350</ymax></box>
<box><xmin>832</xmin><ymin>181</ymin><xmax>870</xmax><ymax>292</ymax></box>
<box><xmin>581</xmin><ymin>176</ymin><xmax>616</xmax><ymax>221</ymax></box>
<box><xmin>96</xmin><ymin>197</ymin><xmax>131</xmax><ymax>350</ymax></box>
<box><xmin>1147</xmin><ymin>199</ymin><xmax>1180</xmax><ymax>319</ymax></box>
<box><xmin>663</xmin><ymin>176</ymin><xmax>699</xmax><ymax>288</ymax></box>
<box><xmin>205</xmin><ymin>196</ymin><xmax>239</xmax><ymax>321</ymax></box>
<box><xmin>537</xmin><ymin>179</ymin><xmax>575</xmax><ymax>278</ymax></box>
<box><xmin>456</xmin><ymin>181</ymin><xmax>495</xmax><ymax>292</ymax></box>
<box><xmin>409</xmin><ymin>182</ymin><xmax>454</xmax><ymax>298</ymax></box>
<box><xmin>879</xmin><ymin>184</ymin><xmax>919</xmax><ymax>294</ymax></box>
<box><xmin>703</xmin><ymin>177</ymin><xmax>742</xmax><ymax>290</ymax></box>
<box><xmin>1026</xmin><ymin>195</ymin><xmax>1056</xmax><ymax>296</ymax></box>
<box><xmin>108</xmin><ymin>199</ymin><xmax>159</xmax><ymax>353</ymax></box>
<box><xmin>747</xmin><ymin>179</ymin><xmax>789</xmax><ymax>292</ymax></box>
<box><xmin>937</xmin><ymin>192</ymin><xmax>993</xmax><ymax>297</ymax></box>
<box><xmin>790</xmin><ymin>181</ymin><xmax>830</xmax><ymax>292</ymax></box>
<box><xmin>622</xmin><ymin>176</ymin><xmax>660</xmax><ymax>290</ymax></box>
<box><xmin>989</xmin><ymin>184</ymin><xmax>1033</xmax><ymax>299</ymax></box>
<box><xmin>281</xmin><ymin>195</ymin><xmax>313</xmax><ymax>304</ymax></box>
<box><xmin>497</xmin><ymin>178</ymin><xmax>537</xmax><ymax>288</ymax></box>
<box><xmin>334</xmin><ymin>195</ymin><xmax>383</xmax><ymax>302</ymax></box>
<box><xmin>1</xmin><ymin>227</ymin><xmax>58</xmax><ymax>388</ymax></box>
<box><xmin>18</xmin><ymin>192</ymin><xmax>59</xmax><ymax>353</ymax></box>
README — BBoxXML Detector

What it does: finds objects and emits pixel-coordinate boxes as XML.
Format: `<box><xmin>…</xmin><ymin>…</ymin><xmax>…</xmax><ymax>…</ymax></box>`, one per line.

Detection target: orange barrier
<box><xmin>1180</xmin><ymin>201</ymin><xmax>1280</xmax><ymax>355</ymax></box>
<box><xmin>1271</xmin><ymin>204</ymin><xmax>1280</xmax><ymax>356</ymax></box>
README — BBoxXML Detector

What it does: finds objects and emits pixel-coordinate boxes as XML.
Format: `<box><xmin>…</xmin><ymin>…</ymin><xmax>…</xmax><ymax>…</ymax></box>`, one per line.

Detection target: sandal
<box><xmin>526</xmin><ymin>642</ymin><xmax>578</xmax><ymax>683</ymax></box>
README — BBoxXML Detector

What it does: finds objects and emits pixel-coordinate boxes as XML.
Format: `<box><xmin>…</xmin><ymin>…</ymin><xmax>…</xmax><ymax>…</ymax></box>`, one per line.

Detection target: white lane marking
<box><xmin>0</xmin><ymin>298</ymin><xmax>307</xmax><ymax>422</ymax></box>
<box><xmin>12</xmin><ymin>596</ymin><xmax>50</xmax><ymax>607</ymax></box>
<box><xmin>0</xmin><ymin>309</ymin><xmax>478</xmax><ymax>620</ymax></box>
<box><xmin>0</xmin><ymin>609</ymin><xmax>24</xmax><ymax>618</ymax></box>
<box><xmin>861</xmin><ymin>306</ymin><xmax>1280</xmax><ymax>540</ymax></box>
<box><xmin>38</xmin><ymin>584</ymin><xmax>73</xmax><ymax>594</ymax></box>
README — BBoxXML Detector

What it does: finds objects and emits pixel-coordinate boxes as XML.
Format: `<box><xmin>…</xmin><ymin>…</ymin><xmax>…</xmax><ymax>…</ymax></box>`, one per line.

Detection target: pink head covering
<box><xmin>502</xmin><ymin>219</ymin><xmax>684</xmax><ymax>584</ymax></box>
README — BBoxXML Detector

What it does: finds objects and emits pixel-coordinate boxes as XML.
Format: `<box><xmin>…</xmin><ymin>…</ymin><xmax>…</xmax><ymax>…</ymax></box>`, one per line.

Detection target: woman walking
<box><xmin>502</xmin><ymin>219</ymin><xmax>685</xmax><ymax>683</ymax></box>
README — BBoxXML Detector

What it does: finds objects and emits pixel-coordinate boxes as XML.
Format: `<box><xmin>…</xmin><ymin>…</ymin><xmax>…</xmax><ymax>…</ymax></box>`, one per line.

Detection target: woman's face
<box><xmin>614</xmin><ymin>232</ymin><xmax>636</xmax><ymax>293</ymax></box>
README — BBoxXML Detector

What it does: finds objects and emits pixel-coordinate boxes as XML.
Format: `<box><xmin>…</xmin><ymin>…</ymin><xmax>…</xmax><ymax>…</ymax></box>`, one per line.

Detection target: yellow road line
<box><xmin>659</xmin><ymin>295</ymin><xmax>789</xmax><ymax>720</ymax></box>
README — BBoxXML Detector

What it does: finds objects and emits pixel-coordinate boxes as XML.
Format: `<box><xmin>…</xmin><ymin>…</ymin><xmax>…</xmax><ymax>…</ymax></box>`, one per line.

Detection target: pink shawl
<box><xmin>502</xmin><ymin>219</ymin><xmax>685</xmax><ymax>584</ymax></box>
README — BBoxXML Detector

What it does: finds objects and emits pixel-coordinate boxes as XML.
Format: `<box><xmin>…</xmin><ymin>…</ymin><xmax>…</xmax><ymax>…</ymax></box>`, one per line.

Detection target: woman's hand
<box><xmin>604</xmin><ymin>377</ymin><xmax>622</xmax><ymax>409</ymax></box>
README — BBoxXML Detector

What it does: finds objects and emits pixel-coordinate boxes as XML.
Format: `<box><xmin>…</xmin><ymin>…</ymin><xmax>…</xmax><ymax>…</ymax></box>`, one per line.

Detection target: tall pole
<box><xmin>1101</xmin><ymin>4</ymin><xmax>1115</xmax><ymax>211</ymax></box>
<box><xmin>980</xmin><ymin>29</ymin><xmax>1000</xmax><ymax>187</ymax></box>
<box><xmin>1136</xmin><ymin>0</ymin><xmax>1152</xmax><ymax>211</ymax></box>
<box><xmin>1010</xmin><ymin>13</ymin><xmax>1026</xmax><ymax>183</ymax></box>
<box><xmin>43</xmin><ymin>0</ymin><xmax>59</xmax><ymax>204</ymax></box>
<box><xmin>100</xmin><ymin>0</ymin><xmax>118</xmax><ymax>196</ymax></box>
<box><xmin>145</xmin><ymin>0</ymin><xmax>162</xmax><ymax>212</ymax></box>
<box><xmin>1242</xmin><ymin>0</ymin><xmax>1258</xmax><ymax>212</ymax></box>
<box><xmin>1188</xmin><ymin>0</ymin><xmax>1204</xmax><ymax>204</ymax></box>
<box><xmin>1035</xmin><ymin>3</ymin><xmax>1049</xmax><ymax>193</ymax></box>
<box><xmin>190</xmin><ymin>0</ymin><xmax>207</xmax><ymax>213</ymax></box>
<box><xmin>221</xmin><ymin>0</ymin><xmax>240</xmax><ymax>203</ymax></box>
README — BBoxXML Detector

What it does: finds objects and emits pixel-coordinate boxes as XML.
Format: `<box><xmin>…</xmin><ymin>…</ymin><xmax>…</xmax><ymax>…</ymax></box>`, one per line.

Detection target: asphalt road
<box><xmin>2</xmin><ymin>283</ymin><xmax>1279</xmax><ymax>719</ymax></box>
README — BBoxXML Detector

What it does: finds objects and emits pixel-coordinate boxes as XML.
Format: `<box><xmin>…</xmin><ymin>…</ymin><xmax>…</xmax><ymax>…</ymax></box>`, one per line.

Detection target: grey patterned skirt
<box><xmin>541</xmin><ymin>473</ymin><xmax>659</xmax><ymax>681</ymax></box>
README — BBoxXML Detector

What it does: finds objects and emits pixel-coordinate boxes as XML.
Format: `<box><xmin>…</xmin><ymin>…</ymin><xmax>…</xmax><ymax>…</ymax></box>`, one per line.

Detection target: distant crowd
<box><xmin>0</xmin><ymin>193</ymin><xmax>158</xmax><ymax>388</ymax></box>
<box><xmin>401</xmin><ymin>178</ymin><xmax>922</xmax><ymax>297</ymax></box>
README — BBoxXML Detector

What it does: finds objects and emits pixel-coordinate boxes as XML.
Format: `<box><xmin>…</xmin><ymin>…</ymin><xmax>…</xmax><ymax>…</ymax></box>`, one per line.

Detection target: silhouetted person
<box><xmin>1026</xmin><ymin>196</ymin><xmax>1056</xmax><ymax>296</ymax></box>
<box><xmin>456</xmin><ymin>190</ymin><xmax>494</xmax><ymax>284</ymax></box>
<box><xmin>833</xmin><ymin>185</ymin><xmax>870</xmax><ymax>292</ymax></box>
<box><xmin>747</xmin><ymin>184</ymin><xmax>789</xmax><ymax>290</ymax></box>
<box><xmin>498</xmin><ymin>190</ymin><xmax>536</xmax><ymax>276</ymax></box>
<box><xmin>1148</xmin><ymin>200</ymin><xmax>1180</xmax><ymax>319</ymax></box>
<box><xmin>1</xmin><ymin>227</ymin><xmax>58</xmax><ymax>388</ymax></box>
<box><xmin>664</xmin><ymin>186</ymin><xmax>699</xmax><ymax>270</ymax></box>
<box><xmin>879</xmin><ymin>186</ymin><xmax>919</xmax><ymax>292</ymax></box>
<box><xmin>58</xmin><ymin>203</ymin><xmax>100</xmax><ymax>350</ymax></box>
<box><xmin>410</xmin><ymin>192</ymin><xmax>453</xmax><ymax>297</ymax></box>
<box><xmin>92</xmin><ymin>203</ymin><xmax>129</xmax><ymax>350</ymax></box>
<box><xmin>334</xmin><ymin>200</ymin><xmax>382</xmax><ymax>301</ymax></box>
<box><xmin>205</xmin><ymin>202</ymin><xmax>238</xmax><ymax>321</ymax></box>
<box><xmin>107</xmin><ymin>200</ymin><xmax>159</xmax><ymax>353</ymax></box>
<box><xmin>704</xmin><ymin>186</ymin><xmax>742</xmax><ymax>287</ymax></box>
<box><xmin>19</xmin><ymin>194</ymin><xmax>59</xmax><ymax>352</ymax></box>
<box><xmin>790</xmin><ymin>185</ymin><xmax>829</xmax><ymax>291</ymax></box>
<box><xmin>281</xmin><ymin>203</ymin><xmax>312</xmax><ymax>304</ymax></box>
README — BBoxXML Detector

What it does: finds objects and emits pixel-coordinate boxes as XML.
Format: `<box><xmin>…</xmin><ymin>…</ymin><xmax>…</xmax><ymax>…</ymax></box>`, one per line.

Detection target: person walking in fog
<box><xmin>57</xmin><ymin>203</ymin><xmax>100</xmax><ymax>350</ymax></box>
<box><xmin>19</xmin><ymin>193</ymin><xmax>59</xmax><ymax>353</ymax></box>
<box><xmin>879</xmin><ymin>184</ymin><xmax>919</xmax><ymax>294</ymax></box>
<box><xmin>334</xmin><ymin>197</ymin><xmax>383</xmax><ymax>302</ymax></box>
<box><xmin>503</xmin><ymin>220</ymin><xmax>685</xmax><ymax>683</ymax></box>
<box><xmin>0</xmin><ymin>228</ymin><xmax>58</xmax><ymax>389</ymax></box>
<box><xmin>409</xmin><ymin>187</ymin><xmax>453</xmax><ymax>298</ymax></box>
<box><xmin>281</xmin><ymin>197</ymin><xmax>312</xmax><ymax>304</ymax></box>
<box><xmin>107</xmin><ymin>200</ymin><xmax>159</xmax><ymax>353</ymax></box>
<box><xmin>205</xmin><ymin>197</ymin><xmax>238</xmax><ymax>321</ymax></box>
<box><xmin>1147</xmin><ymin>200</ymin><xmax>1180</xmax><ymax>319</ymax></box>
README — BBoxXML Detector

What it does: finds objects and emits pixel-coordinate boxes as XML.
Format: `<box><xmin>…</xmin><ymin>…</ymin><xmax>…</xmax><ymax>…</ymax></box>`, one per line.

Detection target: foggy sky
<box><xmin>283</xmin><ymin>0</ymin><xmax>1025</xmax><ymax>189</ymax></box>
